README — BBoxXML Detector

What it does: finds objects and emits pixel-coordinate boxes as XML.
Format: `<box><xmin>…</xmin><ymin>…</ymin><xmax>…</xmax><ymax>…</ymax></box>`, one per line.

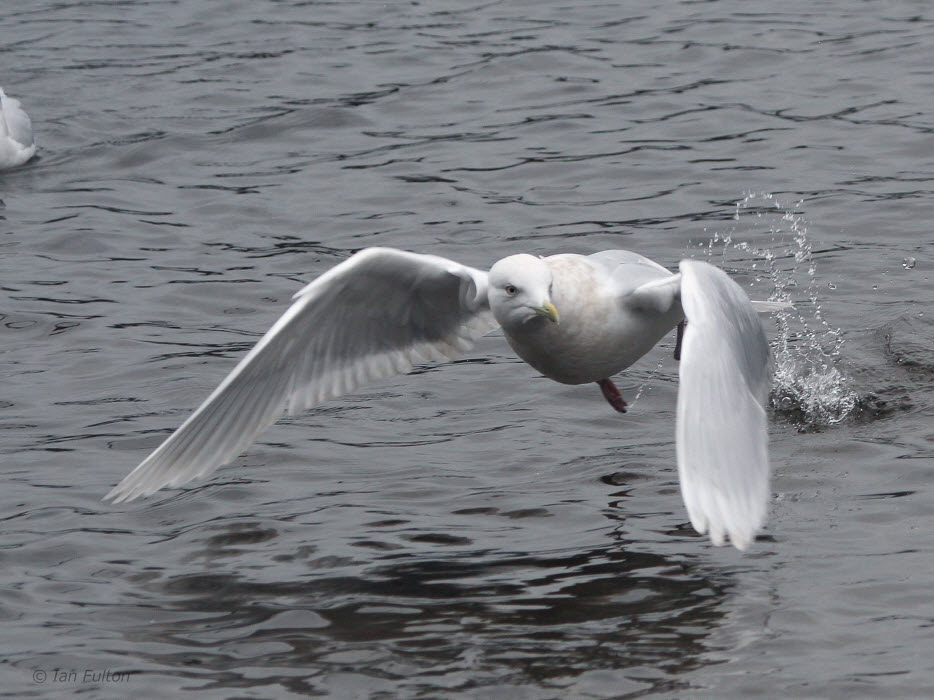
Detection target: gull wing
<box><xmin>676</xmin><ymin>260</ymin><xmax>771</xmax><ymax>550</ymax></box>
<box><xmin>105</xmin><ymin>247</ymin><xmax>496</xmax><ymax>503</ymax></box>
<box><xmin>624</xmin><ymin>273</ymin><xmax>681</xmax><ymax>314</ymax></box>
<box><xmin>587</xmin><ymin>249</ymin><xmax>675</xmax><ymax>297</ymax></box>
<box><xmin>0</xmin><ymin>87</ymin><xmax>34</xmax><ymax>148</ymax></box>
<box><xmin>0</xmin><ymin>87</ymin><xmax>36</xmax><ymax>168</ymax></box>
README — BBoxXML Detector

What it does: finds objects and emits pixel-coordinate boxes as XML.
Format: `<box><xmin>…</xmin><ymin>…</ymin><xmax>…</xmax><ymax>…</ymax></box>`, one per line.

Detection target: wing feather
<box><xmin>106</xmin><ymin>247</ymin><xmax>496</xmax><ymax>502</ymax></box>
<box><xmin>0</xmin><ymin>88</ymin><xmax>36</xmax><ymax>168</ymax></box>
<box><xmin>0</xmin><ymin>88</ymin><xmax>33</xmax><ymax>148</ymax></box>
<box><xmin>676</xmin><ymin>260</ymin><xmax>771</xmax><ymax>550</ymax></box>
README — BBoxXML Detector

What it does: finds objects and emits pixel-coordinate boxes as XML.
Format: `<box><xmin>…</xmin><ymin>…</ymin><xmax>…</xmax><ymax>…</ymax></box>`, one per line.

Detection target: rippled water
<box><xmin>2</xmin><ymin>1</ymin><xmax>933</xmax><ymax>697</ymax></box>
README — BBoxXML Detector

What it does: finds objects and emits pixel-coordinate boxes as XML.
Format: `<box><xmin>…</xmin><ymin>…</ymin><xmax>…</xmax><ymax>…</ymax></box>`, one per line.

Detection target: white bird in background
<box><xmin>106</xmin><ymin>247</ymin><xmax>787</xmax><ymax>550</ymax></box>
<box><xmin>0</xmin><ymin>87</ymin><xmax>35</xmax><ymax>169</ymax></box>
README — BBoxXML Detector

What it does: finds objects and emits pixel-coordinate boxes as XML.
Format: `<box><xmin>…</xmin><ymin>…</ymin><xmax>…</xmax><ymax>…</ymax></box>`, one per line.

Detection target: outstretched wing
<box><xmin>676</xmin><ymin>260</ymin><xmax>771</xmax><ymax>550</ymax></box>
<box><xmin>106</xmin><ymin>247</ymin><xmax>496</xmax><ymax>503</ymax></box>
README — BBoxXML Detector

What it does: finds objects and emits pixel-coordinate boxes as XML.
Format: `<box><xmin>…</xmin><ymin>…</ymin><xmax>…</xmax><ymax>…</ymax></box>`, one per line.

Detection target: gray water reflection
<box><xmin>132</xmin><ymin>527</ymin><xmax>727</xmax><ymax>696</ymax></box>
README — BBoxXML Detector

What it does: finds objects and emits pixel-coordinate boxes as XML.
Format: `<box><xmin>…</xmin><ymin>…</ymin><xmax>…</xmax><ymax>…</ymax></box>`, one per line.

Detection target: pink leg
<box><xmin>597</xmin><ymin>378</ymin><xmax>627</xmax><ymax>413</ymax></box>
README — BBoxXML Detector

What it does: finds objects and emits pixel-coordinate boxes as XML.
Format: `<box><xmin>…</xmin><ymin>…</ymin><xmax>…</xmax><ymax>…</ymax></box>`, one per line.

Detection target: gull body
<box><xmin>0</xmin><ymin>87</ymin><xmax>35</xmax><ymax>169</ymax></box>
<box><xmin>492</xmin><ymin>252</ymin><xmax>684</xmax><ymax>385</ymax></box>
<box><xmin>107</xmin><ymin>247</ymin><xmax>781</xmax><ymax>550</ymax></box>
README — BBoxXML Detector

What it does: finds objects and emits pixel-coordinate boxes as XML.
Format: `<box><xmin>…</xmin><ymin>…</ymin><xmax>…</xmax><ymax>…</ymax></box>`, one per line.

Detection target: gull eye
<box><xmin>504</xmin><ymin>284</ymin><xmax>518</xmax><ymax>296</ymax></box>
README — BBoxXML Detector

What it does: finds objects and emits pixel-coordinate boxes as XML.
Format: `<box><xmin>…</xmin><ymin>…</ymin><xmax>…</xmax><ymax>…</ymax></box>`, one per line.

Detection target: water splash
<box><xmin>700</xmin><ymin>193</ymin><xmax>858</xmax><ymax>428</ymax></box>
<box><xmin>626</xmin><ymin>356</ymin><xmax>666</xmax><ymax>411</ymax></box>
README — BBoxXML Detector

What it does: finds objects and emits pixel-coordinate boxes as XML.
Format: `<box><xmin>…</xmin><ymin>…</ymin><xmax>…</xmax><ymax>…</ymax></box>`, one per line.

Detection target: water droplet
<box><xmin>872</xmin><ymin>284</ymin><xmax>878</xmax><ymax>290</ymax></box>
<box><xmin>902</xmin><ymin>256</ymin><xmax>916</xmax><ymax>269</ymax></box>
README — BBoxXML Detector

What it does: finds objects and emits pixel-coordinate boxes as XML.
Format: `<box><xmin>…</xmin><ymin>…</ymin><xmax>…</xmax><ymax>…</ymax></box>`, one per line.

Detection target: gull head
<box><xmin>488</xmin><ymin>254</ymin><xmax>559</xmax><ymax>328</ymax></box>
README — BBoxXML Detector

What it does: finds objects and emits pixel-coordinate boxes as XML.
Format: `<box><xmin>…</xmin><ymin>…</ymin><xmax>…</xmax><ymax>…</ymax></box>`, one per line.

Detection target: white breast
<box><xmin>502</xmin><ymin>255</ymin><xmax>681</xmax><ymax>384</ymax></box>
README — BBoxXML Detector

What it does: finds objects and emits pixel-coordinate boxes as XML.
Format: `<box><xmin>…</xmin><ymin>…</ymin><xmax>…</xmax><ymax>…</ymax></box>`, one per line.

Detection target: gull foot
<box><xmin>597</xmin><ymin>378</ymin><xmax>627</xmax><ymax>413</ymax></box>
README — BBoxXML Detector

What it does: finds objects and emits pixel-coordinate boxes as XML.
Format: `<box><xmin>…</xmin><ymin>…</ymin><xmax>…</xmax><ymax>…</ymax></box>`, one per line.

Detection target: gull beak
<box><xmin>534</xmin><ymin>301</ymin><xmax>560</xmax><ymax>324</ymax></box>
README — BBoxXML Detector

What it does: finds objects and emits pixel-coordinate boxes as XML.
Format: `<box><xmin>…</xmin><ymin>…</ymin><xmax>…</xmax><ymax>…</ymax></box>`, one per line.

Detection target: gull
<box><xmin>0</xmin><ymin>87</ymin><xmax>35</xmax><ymax>169</ymax></box>
<box><xmin>106</xmin><ymin>247</ymin><xmax>786</xmax><ymax>550</ymax></box>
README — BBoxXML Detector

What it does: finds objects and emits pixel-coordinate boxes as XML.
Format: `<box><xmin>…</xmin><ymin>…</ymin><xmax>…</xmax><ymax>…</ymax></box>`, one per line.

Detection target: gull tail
<box><xmin>676</xmin><ymin>260</ymin><xmax>771</xmax><ymax>550</ymax></box>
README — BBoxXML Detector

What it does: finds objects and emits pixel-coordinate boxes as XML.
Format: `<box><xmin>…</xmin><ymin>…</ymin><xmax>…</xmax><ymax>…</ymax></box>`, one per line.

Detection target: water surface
<box><xmin>2</xmin><ymin>1</ymin><xmax>932</xmax><ymax>697</ymax></box>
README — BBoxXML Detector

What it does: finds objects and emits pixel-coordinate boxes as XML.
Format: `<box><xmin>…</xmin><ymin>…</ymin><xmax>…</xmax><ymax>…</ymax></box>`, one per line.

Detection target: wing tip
<box><xmin>102</xmin><ymin>487</ymin><xmax>134</xmax><ymax>504</ymax></box>
<box><xmin>103</xmin><ymin>477</ymin><xmax>147</xmax><ymax>504</ymax></box>
<box><xmin>688</xmin><ymin>509</ymin><xmax>760</xmax><ymax>551</ymax></box>
<box><xmin>103</xmin><ymin>453</ymin><xmax>173</xmax><ymax>504</ymax></box>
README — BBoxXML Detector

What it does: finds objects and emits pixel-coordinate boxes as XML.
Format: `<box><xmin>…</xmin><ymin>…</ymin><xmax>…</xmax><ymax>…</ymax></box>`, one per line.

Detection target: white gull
<box><xmin>0</xmin><ymin>87</ymin><xmax>35</xmax><ymax>169</ymax></box>
<box><xmin>106</xmin><ymin>247</ymin><xmax>786</xmax><ymax>550</ymax></box>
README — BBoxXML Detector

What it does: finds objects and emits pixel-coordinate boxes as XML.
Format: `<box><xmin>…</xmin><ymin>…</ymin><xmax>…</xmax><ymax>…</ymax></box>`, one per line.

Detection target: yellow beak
<box><xmin>534</xmin><ymin>301</ymin><xmax>560</xmax><ymax>324</ymax></box>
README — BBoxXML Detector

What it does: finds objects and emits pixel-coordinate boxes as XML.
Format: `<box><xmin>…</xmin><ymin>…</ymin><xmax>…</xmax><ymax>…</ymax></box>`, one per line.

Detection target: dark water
<box><xmin>2</xmin><ymin>1</ymin><xmax>932</xmax><ymax>697</ymax></box>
